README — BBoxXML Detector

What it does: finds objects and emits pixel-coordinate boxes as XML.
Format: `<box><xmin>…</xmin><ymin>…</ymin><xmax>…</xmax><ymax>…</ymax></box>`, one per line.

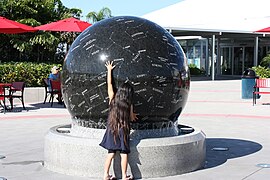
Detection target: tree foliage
<box><xmin>0</xmin><ymin>1</ymin><xmax>113</xmax><ymax>64</ymax></box>
<box><xmin>0</xmin><ymin>0</ymin><xmax>82</xmax><ymax>63</ymax></box>
<box><xmin>260</xmin><ymin>53</ymin><xmax>270</xmax><ymax>68</ymax></box>
<box><xmin>86</xmin><ymin>7</ymin><xmax>112</xmax><ymax>24</ymax></box>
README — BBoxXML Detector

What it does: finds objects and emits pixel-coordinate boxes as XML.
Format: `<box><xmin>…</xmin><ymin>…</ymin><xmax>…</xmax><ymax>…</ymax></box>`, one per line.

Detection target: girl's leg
<box><xmin>120</xmin><ymin>153</ymin><xmax>128</xmax><ymax>179</ymax></box>
<box><xmin>103</xmin><ymin>152</ymin><xmax>115</xmax><ymax>179</ymax></box>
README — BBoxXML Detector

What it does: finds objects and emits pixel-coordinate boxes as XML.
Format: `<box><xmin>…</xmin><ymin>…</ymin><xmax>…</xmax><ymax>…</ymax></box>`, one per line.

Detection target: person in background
<box><xmin>49</xmin><ymin>66</ymin><xmax>60</xmax><ymax>81</ymax></box>
<box><xmin>48</xmin><ymin>66</ymin><xmax>62</xmax><ymax>104</ymax></box>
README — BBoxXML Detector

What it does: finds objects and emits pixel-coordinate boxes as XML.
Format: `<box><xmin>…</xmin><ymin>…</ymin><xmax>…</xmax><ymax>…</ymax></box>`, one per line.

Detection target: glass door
<box><xmin>233</xmin><ymin>46</ymin><xmax>254</xmax><ymax>75</ymax></box>
<box><xmin>220</xmin><ymin>47</ymin><xmax>232</xmax><ymax>75</ymax></box>
<box><xmin>244</xmin><ymin>47</ymin><xmax>254</xmax><ymax>70</ymax></box>
<box><xmin>233</xmin><ymin>47</ymin><xmax>244</xmax><ymax>75</ymax></box>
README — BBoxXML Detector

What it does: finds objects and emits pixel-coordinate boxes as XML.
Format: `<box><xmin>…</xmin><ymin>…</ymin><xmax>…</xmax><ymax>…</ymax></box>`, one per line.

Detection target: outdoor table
<box><xmin>0</xmin><ymin>83</ymin><xmax>12</xmax><ymax>86</ymax></box>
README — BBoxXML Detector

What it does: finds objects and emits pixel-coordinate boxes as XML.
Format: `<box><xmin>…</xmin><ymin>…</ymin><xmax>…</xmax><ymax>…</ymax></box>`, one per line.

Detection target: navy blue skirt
<box><xmin>99</xmin><ymin>127</ymin><xmax>130</xmax><ymax>154</ymax></box>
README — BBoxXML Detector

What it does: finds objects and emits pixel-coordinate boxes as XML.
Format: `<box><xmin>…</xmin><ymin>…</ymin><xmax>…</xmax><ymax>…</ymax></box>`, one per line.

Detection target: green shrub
<box><xmin>0</xmin><ymin>62</ymin><xmax>62</xmax><ymax>87</ymax></box>
<box><xmin>260</xmin><ymin>54</ymin><xmax>270</xmax><ymax>68</ymax></box>
<box><xmin>252</xmin><ymin>65</ymin><xmax>270</xmax><ymax>78</ymax></box>
<box><xmin>188</xmin><ymin>64</ymin><xmax>205</xmax><ymax>75</ymax></box>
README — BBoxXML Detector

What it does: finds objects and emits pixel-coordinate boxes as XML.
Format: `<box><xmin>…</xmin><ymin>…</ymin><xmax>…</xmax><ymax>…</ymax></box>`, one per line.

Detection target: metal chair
<box><xmin>49</xmin><ymin>80</ymin><xmax>62</xmax><ymax>107</ymax></box>
<box><xmin>43</xmin><ymin>78</ymin><xmax>52</xmax><ymax>104</ymax></box>
<box><xmin>9</xmin><ymin>82</ymin><xmax>26</xmax><ymax>110</ymax></box>
<box><xmin>253</xmin><ymin>78</ymin><xmax>270</xmax><ymax>105</ymax></box>
<box><xmin>0</xmin><ymin>85</ymin><xmax>7</xmax><ymax>113</ymax></box>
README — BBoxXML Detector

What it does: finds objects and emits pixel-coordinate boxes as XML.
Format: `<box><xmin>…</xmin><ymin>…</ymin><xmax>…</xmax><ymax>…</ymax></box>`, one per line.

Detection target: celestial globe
<box><xmin>61</xmin><ymin>16</ymin><xmax>190</xmax><ymax>130</ymax></box>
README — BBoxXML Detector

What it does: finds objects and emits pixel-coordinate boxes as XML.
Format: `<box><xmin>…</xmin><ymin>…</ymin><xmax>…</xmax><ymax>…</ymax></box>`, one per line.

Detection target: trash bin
<box><xmin>241</xmin><ymin>68</ymin><xmax>257</xmax><ymax>99</ymax></box>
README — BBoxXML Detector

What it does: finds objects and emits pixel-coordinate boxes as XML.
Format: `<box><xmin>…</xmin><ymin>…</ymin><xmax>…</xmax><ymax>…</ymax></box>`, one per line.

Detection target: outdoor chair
<box><xmin>9</xmin><ymin>82</ymin><xmax>26</xmax><ymax>110</ymax></box>
<box><xmin>0</xmin><ymin>85</ymin><xmax>9</xmax><ymax>113</ymax></box>
<box><xmin>253</xmin><ymin>78</ymin><xmax>270</xmax><ymax>105</ymax></box>
<box><xmin>43</xmin><ymin>78</ymin><xmax>52</xmax><ymax>104</ymax></box>
<box><xmin>49</xmin><ymin>79</ymin><xmax>62</xmax><ymax>107</ymax></box>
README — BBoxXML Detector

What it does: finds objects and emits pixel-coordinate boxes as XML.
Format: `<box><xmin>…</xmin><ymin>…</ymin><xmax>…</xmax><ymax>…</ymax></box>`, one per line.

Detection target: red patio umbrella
<box><xmin>256</xmin><ymin>26</ymin><xmax>270</xmax><ymax>33</ymax></box>
<box><xmin>0</xmin><ymin>16</ymin><xmax>37</xmax><ymax>34</ymax></box>
<box><xmin>35</xmin><ymin>17</ymin><xmax>91</xmax><ymax>32</ymax></box>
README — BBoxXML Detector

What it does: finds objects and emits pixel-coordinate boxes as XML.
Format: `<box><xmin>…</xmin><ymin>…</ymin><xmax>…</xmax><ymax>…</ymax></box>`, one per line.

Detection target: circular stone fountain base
<box><xmin>44</xmin><ymin>124</ymin><xmax>206</xmax><ymax>179</ymax></box>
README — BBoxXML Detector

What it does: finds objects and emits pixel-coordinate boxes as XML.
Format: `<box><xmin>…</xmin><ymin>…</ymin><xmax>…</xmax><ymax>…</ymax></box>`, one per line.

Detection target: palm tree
<box><xmin>86</xmin><ymin>7</ymin><xmax>112</xmax><ymax>24</ymax></box>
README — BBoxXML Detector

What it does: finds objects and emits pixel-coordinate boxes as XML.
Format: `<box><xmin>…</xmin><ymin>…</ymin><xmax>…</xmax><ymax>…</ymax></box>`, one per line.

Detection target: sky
<box><xmin>61</xmin><ymin>0</ymin><xmax>182</xmax><ymax>21</ymax></box>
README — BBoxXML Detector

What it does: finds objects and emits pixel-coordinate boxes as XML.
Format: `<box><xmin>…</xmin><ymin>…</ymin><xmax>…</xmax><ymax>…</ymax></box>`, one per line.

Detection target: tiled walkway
<box><xmin>1</xmin><ymin>79</ymin><xmax>270</xmax><ymax>180</ymax></box>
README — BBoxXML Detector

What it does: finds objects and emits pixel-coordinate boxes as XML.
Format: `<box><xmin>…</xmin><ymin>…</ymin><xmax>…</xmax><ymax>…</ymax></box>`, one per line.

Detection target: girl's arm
<box><xmin>105</xmin><ymin>61</ymin><xmax>115</xmax><ymax>103</ymax></box>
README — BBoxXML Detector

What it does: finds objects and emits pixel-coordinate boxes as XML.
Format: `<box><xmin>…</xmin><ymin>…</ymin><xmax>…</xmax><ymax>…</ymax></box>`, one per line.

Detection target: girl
<box><xmin>100</xmin><ymin>61</ymin><xmax>137</xmax><ymax>180</ymax></box>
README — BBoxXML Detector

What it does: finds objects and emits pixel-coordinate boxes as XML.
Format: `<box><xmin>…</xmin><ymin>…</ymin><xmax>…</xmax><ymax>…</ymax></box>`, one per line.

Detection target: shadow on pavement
<box><xmin>204</xmin><ymin>138</ymin><xmax>262</xmax><ymax>169</ymax></box>
<box><xmin>0</xmin><ymin>102</ymin><xmax>66</xmax><ymax>113</ymax></box>
<box><xmin>2</xmin><ymin>160</ymin><xmax>43</xmax><ymax>165</ymax></box>
<box><xmin>29</xmin><ymin>102</ymin><xmax>66</xmax><ymax>109</ymax></box>
<box><xmin>0</xmin><ymin>106</ymin><xmax>37</xmax><ymax>113</ymax></box>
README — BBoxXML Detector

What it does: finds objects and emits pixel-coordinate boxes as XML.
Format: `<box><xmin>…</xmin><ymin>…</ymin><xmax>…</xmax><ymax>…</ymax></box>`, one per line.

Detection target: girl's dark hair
<box><xmin>108</xmin><ymin>82</ymin><xmax>134</xmax><ymax>146</ymax></box>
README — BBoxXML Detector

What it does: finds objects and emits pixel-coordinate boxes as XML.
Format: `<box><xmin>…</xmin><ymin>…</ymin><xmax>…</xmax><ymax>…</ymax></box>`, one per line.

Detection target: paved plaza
<box><xmin>1</xmin><ymin>78</ymin><xmax>270</xmax><ymax>180</ymax></box>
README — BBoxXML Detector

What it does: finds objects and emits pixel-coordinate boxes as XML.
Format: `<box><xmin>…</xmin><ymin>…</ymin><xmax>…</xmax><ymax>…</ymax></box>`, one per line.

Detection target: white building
<box><xmin>143</xmin><ymin>0</ymin><xmax>270</xmax><ymax>79</ymax></box>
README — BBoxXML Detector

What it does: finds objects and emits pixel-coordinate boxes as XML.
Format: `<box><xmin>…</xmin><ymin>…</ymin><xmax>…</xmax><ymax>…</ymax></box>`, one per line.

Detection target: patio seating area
<box><xmin>0</xmin><ymin>80</ymin><xmax>64</xmax><ymax>113</ymax></box>
<box><xmin>0</xmin><ymin>82</ymin><xmax>26</xmax><ymax>113</ymax></box>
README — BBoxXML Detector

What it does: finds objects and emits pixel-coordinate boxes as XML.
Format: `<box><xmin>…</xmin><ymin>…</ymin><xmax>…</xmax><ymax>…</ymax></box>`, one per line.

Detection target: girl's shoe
<box><xmin>124</xmin><ymin>175</ymin><xmax>134</xmax><ymax>180</ymax></box>
<box><xmin>104</xmin><ymin>175</ymin><xmax>117</xmax><ymax>180</ymax></box>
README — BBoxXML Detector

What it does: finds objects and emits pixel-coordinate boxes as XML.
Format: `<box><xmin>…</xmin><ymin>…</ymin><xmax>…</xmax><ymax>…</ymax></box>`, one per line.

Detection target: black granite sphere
<box><xmin>62</xmin><ymin>16</ymin><xmax>190</xmax><ymax>129</ymax></box>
